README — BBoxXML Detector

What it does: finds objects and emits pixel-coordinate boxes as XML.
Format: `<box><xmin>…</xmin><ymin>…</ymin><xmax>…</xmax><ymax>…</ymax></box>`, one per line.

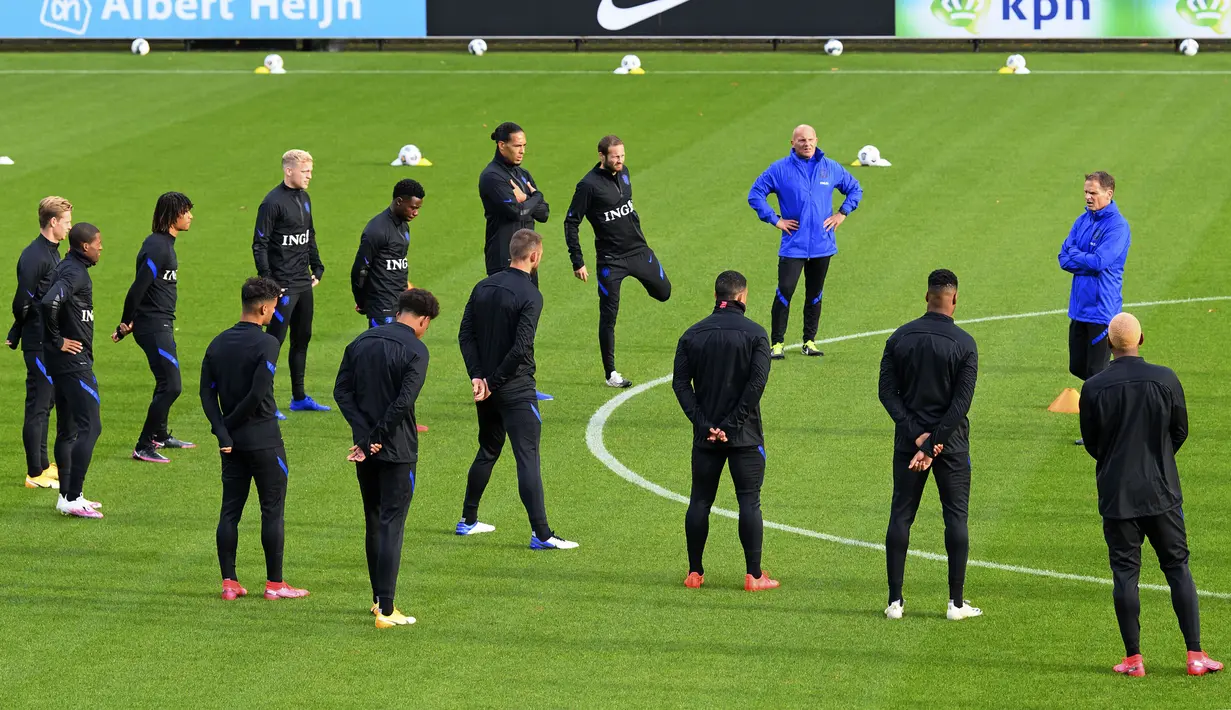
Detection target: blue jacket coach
<box><xmin>1058</xmin><ymin>171</ymin><xmax>1131</xmax><ymax>382</ymax></box>
<box><xmin>747</xmin><ymin>125</ymin><xmax>862</xmax><ymax>357</ymax></box>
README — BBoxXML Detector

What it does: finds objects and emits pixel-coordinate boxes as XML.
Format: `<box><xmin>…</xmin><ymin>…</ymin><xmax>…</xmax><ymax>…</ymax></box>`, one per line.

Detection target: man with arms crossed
<box><xmin>478</xmin><ymin>122</ymin><xmax>552</xmax><ymax>401</ymax></box>
<box><xmin>1059</xmin><ymin>171</ymin><xmax>1130</xmax><ymax>445</ymax></box>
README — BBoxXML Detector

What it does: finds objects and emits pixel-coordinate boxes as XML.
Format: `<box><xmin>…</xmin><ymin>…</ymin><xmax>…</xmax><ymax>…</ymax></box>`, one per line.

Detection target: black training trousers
<box><xmin>266</xmin><ymin>289</ymin><xmax>314</xmax><ymax>401</ymax></box>
<box><xmin>1068</xmin><ymin>319</ymin><xmax>1111</xmax><ymax>381</ymax></box>
<box><xmin>1102</xmin><ymin>507</ymin><xmax>1203</xmax><ymax>657</ymax></box>
<box><xmin>133</xmin><ymin>321</ymin><xmax>182</xmax><ymax>447</ymax></box>
<box><xmin>461</xmin><ymin>391</ymin><xmax>552</xmax><ymax>541</ymax></box>
<box><xmin>771</xmin><ymin>256</ymin><xmax>831</xmax><ymax>345</ymax></box>
<box><xmin>357</xmin><ymin>459</ymin><xmax>415</xmax><ymax>615</ymax></box>
<box><xmin>52</xmin><ymin>370</ymin><xmax>102</xmax><ymax>501</ymax></box>
<box><xmin>597</xmin><ymin>247</ymin><xmax>672</xmax><ymax>379</ymax></box>
<box><xmin>885</xmin><ymin>450</ymin><xmax>971</xmax><ymax>606</ymax></box>
<box><xmin>21</xmin><ymin>351</ymin><xmax>56</xmax><ymax>476</ymax></box>
<box><xmin>217</xmin><ymin>446</ymin><xmax>288</xmax><ymax>583</ymax></box>
<box><xmin>685</xmin><ymin>444</ymin><xmax>767</xmax><ymax>577</ymax></box>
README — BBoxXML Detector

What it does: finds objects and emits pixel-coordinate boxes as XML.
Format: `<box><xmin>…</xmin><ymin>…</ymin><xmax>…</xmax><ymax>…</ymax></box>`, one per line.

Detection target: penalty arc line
<box><xmin>585</xmin><ymin>296</ymin><xmax>1231</xmax><ymax>600</ymax></box>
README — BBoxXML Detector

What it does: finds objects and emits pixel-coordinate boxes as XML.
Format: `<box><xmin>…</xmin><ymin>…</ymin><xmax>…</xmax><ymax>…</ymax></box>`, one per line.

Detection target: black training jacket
<box><xmin>351</xmin><ymin>207</ymin><xmax>410</xmax><ymax>317</ymax></box>
<box><xmin>672</xmin><ymin>300</ymin><xmax>771</xmax><ymax>449</ymax></box>
<box><xmin>120</xmin><ymin>232</ymin><xmax>178</xmax><ymax>327</ymax></box>
<box><xmin>39</xmin><ymin>249</ymin><xmax>96</xmax><ymax>376</ymax></box>
<box><xmin>478</xmin><ymin>153</ymin><xmax>549</xmax><ymax>275</ymax></box>
<box><xmin>7</xmin><ymin>235</ymin><xmax>61</xmax><ymax>351</ymax></box>
<box><xmin>199</xmin><ymin>322</ymin><xmax>282</xmax><ymax>451</ymax></box>
<box><xmin>1079</xmin><ymin>356</ymin><xmax>1188</xmax><ymax>520</ymax></box>
<box><xmin>253</xmin><ymin>182</ymin><xmax>324</xmax><ymax>294</ymax></box>
<box><xmin>334</xmin><ymin>322</ymin><xmax>429</xmax><ymax>463</ymax></box>
<box><xmin>878</xmin><ymin>311</ymin><xmax>978</xmax><ymax>456</ymax></box>
<box><xmin>564</xmin><ymin>164</ymin><xmax>649</xmax><ymax>270</ymax></box>
<box><xmin>458</xmin><ymin>268</ymin><xmax>541</xmax><ymax>395</ymax></box>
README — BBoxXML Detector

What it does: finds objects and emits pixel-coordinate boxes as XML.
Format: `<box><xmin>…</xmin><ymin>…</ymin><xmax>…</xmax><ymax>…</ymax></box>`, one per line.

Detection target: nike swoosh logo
<box><xmin>597</xmin><ymin>0</ymin><xmax>693</xmax><ymax>30</ymax></box>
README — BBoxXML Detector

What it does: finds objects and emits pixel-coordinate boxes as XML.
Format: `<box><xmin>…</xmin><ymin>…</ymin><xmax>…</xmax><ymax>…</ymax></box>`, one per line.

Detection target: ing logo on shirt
<box><xmin>81</xmin><ymin>309</ymin><xmax>94</xmax><ymax>322</ymax></box>
<box><xmin>162</xmin><ymin>270</ymin><xmax>177</xmax><ymax>282</ymax></box>
<box><xmin>385</xmin><ymin>258</ymin><xmax>408</xmax><ymax>270</ymax></box>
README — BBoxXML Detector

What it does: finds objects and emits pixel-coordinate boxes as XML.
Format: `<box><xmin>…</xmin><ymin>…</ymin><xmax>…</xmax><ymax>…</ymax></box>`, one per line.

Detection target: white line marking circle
<box><xmin>586</xmin><ymin>297</ymin><xmax>1231</xmax><ymax>600</ymax></box>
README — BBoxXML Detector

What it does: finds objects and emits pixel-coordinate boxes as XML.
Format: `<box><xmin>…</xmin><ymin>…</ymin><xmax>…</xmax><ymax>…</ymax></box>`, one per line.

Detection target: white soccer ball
<box><xmin>858</xmin><ymin>145</ymin><xmax>881</xmax><ymax>166</ymax></box>
<box><xmin>824</xmin><ymin>39</ymin><xmax>844</xmax><ymax>57</ymax></box>
<box><xmin>1179</xmin><ymin>39</ymin><xmax>1199</xmax><ymax>57</ymax></box>
<box><xmin>1006</xmin><ymin>54</ymin><xmax>1026</xmax><ymax>70</ymax></box>
<box><xmin>131</xmin><ymin>38</ymin><xmax>150</xmax><ymax>56</ymax></box>
<box><xmin>264</xmin><ymin>54</ymin><xmax>284</xmax><ymax>71</ymax></box>
<box><xmin>620</xmin><ymin>54</ymin><xmax>642</xmax><ymax>70</ymax></box>
<box><xmin>468</xmin><ymin>39</ymin><xmax>488</xmax><ymax>56</ymax></box>
<box><xmin>397</xmin><ymin>144</ymin><xmax>423</xmax><ymax>167</ymax></box>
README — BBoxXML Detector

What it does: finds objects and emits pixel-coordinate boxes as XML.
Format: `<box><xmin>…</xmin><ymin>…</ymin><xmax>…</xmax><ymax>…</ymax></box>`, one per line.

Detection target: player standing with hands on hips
<box><xmin>115</xmin><ymin>192</ymin><xmax>196</xmax><ymax>464</ymax></box>
<box><xmin>456</xmin><ymin>229</ymin><xmax>577</xmax><ymax>550</ymax></box>
<box><xmin>201</xmin><ymin>277</ymin><xmax>310</xmax><ymax>602</ymax></box>
<box><xmin>1078</xmin><ymin>313</ymin><xmax>1221</xmax><ymax>678</ymax></box>
<box><xmin>1058</xmin><ymin>171</ymin><xmax>1130</xmax><ymax>445</ymax></box>
<box><xmin>253</xmin><ymin>149</ymin><xmax>329</xmax><ymax>417</ymax></box>
<box><xmin>478</xmin><ymin>122</ymin><xmax>553</xmax><ymax>402</ymax></box>
<box><xmin>564</xmin><ymin>135</ymin><xmax>672</xmax><ymax>389</ymax></box>
<box><xmin>335</xmin><ymin>288</ymin><xmax>439</xmax><ymax>629</ymax></box>
<box><xmin>878</xmin><ymin>269</ymin><xmax>980</xmax><ymax>621</ymax></box>
<box><xmin>40</xmin><ymin>223</ymin><xmax>106</xmax><ymax>519</ymax></box>
<box><xmin>8</xmin><ymin>196</ymin><xmax>71</xmax><ymax>490</ymax></box>
<box><xmin>672</xmin><ymin>270</ymin><xmax>776</xmax><ymax>591</ymax></box>
<box><xmin>748</xmin><ymin>124</ymin><xmax>861</xmax><ymax>360</ymax></box>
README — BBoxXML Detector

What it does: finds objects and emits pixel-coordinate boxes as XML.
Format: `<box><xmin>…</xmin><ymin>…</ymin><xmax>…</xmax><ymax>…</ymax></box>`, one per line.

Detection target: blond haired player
<box><xmin>252</xmin><ymin>150</ymin><xmax>330</xmax><ymax>417</ymax></box>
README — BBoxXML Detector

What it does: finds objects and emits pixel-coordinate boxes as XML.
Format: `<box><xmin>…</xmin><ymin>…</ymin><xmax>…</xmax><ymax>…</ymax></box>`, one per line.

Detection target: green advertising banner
<box><xmin>897</xmin><ymin>1</ymin><xmax>1231</xmax><ymax>38</ymax></box>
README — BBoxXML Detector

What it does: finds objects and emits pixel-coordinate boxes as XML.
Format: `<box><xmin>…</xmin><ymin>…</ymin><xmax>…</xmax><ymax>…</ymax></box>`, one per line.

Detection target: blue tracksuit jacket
<box><xmin>748</xmin><ymin>149</ymin><xmax>862</xmax><ymax>259</ymax></box>
<box><xmin>1058</xmin><ymin>201</ymin><xmax>1131</xmax><ymax>325</ymax></box>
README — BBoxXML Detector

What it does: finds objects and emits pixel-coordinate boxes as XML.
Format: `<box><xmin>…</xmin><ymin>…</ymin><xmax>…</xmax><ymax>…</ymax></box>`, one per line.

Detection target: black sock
<box><xmin>379</xmin><ymin>597</ymin><xmax>394</xmax><ymax>616</ymax></box>
<box><xmin>464</xmin><ymin>516</ymin><xmax>477</xmax><ymax>526</ymax></box>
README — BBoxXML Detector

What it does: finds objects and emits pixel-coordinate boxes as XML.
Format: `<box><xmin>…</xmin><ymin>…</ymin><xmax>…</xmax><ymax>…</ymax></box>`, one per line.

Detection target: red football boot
<box><xmin>744</xmin><ymin>571</ymin><xmax>780</xmax><ymax>592</ymax></box>
<box><xmin>221</xmin><ymin>579</ymin><xmax>248</xmax><ymax>601</ymax></box>
<box><xmin>1188</xmin><ymin>651</ymin><xmax>1223</xmax><ymax>676</ymax></box>
<box><xmin>1113</xmin><ymin>654</ymin><xmax>1145</xmax><ymax>677</ymax></box>
<box><xmin>684</xmin><ymin>572</ymin><xmax>704</xmax><ymax>589</ymax></box>
<box><xmin>264</xmin><ymin>581</ymin><xmax>310</xmax><ymax>600</ymax></box>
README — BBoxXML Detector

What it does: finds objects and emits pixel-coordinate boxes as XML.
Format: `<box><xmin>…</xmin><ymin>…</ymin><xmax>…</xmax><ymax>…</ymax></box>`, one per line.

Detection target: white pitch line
<box><xmin>3</xmin><ymin>68</ymin><xmax>1231</xmax><ymax>77</ymax></box>
<box><xmin>586</xmin><ymin>296</ymin><xmax>1231</xmax><ymax>600</ymax></box>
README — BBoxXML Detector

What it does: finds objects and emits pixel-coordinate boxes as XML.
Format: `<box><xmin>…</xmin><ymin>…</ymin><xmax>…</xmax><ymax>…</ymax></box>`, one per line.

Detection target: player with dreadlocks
<box><xmin>114</xmin><ymin>191</ymin><xmax>196</xmax><ymax>463</ymax></box>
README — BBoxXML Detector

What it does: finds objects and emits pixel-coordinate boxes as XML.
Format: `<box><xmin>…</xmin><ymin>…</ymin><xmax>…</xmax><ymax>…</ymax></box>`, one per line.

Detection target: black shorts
<box><xmin>1069</xmin><ymin>319</ymin><xmax>1111</xmax><ymax>381</ymax></box>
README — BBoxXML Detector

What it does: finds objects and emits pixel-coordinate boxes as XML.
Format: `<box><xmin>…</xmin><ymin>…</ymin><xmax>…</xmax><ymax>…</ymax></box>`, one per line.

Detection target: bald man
<box><xmin>749</xmin><ymin>125</ymin><xmax>862</xmax><ymax>360</ymax></box>
<box><xmin>1079</xmin><ymin>313</ymin><xmax>1221</xmax><ymax>678</ymax></box>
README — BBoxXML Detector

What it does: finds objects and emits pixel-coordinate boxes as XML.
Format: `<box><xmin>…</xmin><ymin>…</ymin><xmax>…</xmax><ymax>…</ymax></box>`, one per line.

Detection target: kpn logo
<box><xmin>1176</xmin><ymin>0</ymin><xmax>1230</xmax><ymax>33</ymax></box>
<box><xmin>931</xmin><ymin>0</ymin><xmax>989</xmax><ymax>33</ymax></box>
<box><xmin>41</xmin><ymin>0</ymin><xmax>93</xmax><ymax>36</ymax></box>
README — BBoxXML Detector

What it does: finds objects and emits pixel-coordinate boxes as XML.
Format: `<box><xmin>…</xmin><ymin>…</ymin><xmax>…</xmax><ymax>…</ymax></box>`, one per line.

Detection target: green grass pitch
<box><xmin>1</xmin><ymin>50</ymin><xmax>1229</xmax><ymax>707</ymax></box>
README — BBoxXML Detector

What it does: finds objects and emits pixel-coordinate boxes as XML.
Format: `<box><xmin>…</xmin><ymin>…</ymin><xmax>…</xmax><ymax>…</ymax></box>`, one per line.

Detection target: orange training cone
<box><xmin>1048</xmin><ymin>387</ymin><xmax>1081</xmax><ymax>414</ymax></box>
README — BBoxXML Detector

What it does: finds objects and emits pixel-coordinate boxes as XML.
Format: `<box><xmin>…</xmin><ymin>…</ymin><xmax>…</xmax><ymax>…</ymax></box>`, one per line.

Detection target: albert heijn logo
<box><xmin>41</xmin><ymin>0</ymin><xmax>92</xmax><ymax>36</ymax></box>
